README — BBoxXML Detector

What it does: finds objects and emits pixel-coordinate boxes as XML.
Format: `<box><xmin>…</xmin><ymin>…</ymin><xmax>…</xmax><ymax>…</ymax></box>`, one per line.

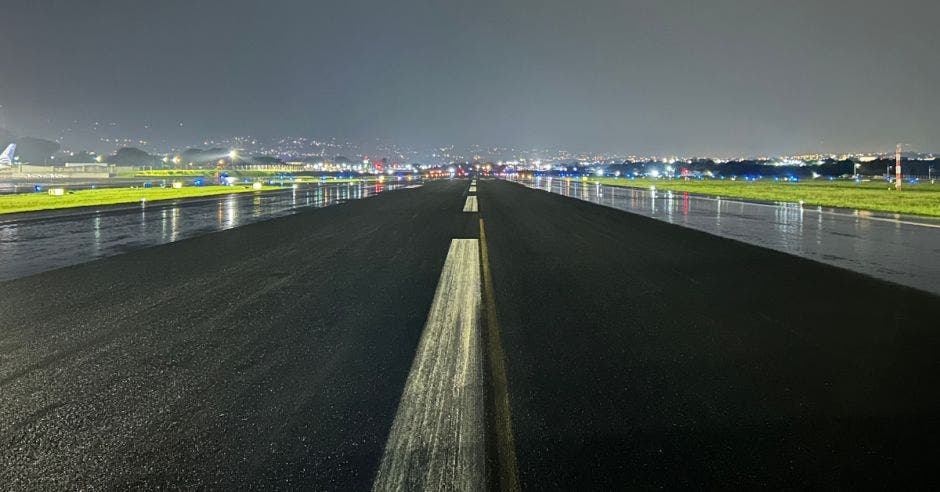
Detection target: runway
<box><xmin>519</xmin><ymin>176</ymin><xmax>940</xmax><ymax>295</ymax></box>
<box><xmin>0</xmin><ymin>180</ymin><xmax>477</xmax><ymax>488</ymax></box>
<box><xmin>1</xmin><ymin>178</ymin><xmax>938</xmax><ymax>489</ymax></box>
<box><xmin>0</xmin><ymin>180</ymin><xmax>414</xmax><ymax>281</ymax></box>
<box><xmin>480</xmin><ymin>179</ymin><xmax>940</xmax><ymax>488</ymax></box>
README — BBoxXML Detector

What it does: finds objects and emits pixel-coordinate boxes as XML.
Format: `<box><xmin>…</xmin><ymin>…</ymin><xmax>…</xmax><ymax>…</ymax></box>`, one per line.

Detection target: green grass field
<box><xmin>132</xmin><ymin>169</ymin><xmax>381</xmax><ymax>182</ymax></box>
<box><xmin>293</xmin><ymin>177</ymin><xmax>380</xmax><ymax>183</ymax></box>
<box><xmin>584</xmin><ymin>177</ymin><xmax>940</xmax><ymax>217</ymax></box>
<box><xmin>0</xmin><ymin>185</ymin><xmax>281</xmax><ymax>215</ymax></box>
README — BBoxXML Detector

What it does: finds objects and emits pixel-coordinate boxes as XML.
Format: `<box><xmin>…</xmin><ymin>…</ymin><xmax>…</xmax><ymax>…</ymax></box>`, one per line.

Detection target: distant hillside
<box><xmin>13</xmin><ymin>136</ymin><xmax>60</xmax><ymax>164</ymax></box>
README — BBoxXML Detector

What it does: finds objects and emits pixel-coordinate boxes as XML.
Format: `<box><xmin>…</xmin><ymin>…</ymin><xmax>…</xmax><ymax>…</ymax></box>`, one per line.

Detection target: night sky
<box><xmin>1</xmin><ymin>0</ymin><xmax>938</xmax><ymax>155</ymax></box>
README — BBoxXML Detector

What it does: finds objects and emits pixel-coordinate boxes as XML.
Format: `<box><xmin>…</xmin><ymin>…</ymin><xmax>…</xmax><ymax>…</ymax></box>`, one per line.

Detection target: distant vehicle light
<box><xmin>252</xmin><ymin>182</ymin><xmax>263</xmax><ymax>190</ymax></box>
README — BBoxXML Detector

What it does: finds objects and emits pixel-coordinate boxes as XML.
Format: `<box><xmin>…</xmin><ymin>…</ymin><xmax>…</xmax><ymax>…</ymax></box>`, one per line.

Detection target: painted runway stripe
<box><xmin>463</xmin><ymin>195</ymin><xmax>478</xmax><ymax>212</ymax></box>
<box><xmin>373</xmin><ymin>239</ymin><xmax>485</xmax><ymax>492</ymax></box>
<box><xmin>469</xmin><ymin>185</ymin><xmax>477</xmax><ymax>193</ymax></box>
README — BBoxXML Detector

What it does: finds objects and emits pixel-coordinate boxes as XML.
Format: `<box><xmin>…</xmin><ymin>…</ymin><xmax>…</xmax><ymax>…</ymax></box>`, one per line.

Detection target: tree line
<box><xmin>601</xmin><ymin>158</ymin><xmax>938</xmax><ymax>178</ymax></box>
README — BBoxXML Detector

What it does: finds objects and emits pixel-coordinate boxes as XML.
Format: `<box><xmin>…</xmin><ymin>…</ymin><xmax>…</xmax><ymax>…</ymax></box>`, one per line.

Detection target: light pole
<box><xmin>895</xmin><ymin>144</ymin><xmax>902</xmax><ymax>191</ymax></box>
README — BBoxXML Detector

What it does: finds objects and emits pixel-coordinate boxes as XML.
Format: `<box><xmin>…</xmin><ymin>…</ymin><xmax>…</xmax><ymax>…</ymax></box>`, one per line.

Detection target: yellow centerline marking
<box><xmin>479</xmin><ymin>218</ymin><xmax>521</xmax><ymax>491</ymax></box>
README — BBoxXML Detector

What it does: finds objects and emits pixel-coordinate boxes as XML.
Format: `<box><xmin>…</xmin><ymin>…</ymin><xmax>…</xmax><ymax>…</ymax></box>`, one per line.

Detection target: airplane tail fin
<box><xmin>0</xmin><ymin>143</ymin><xmax>15</xmax><ymax>165</ymax></box>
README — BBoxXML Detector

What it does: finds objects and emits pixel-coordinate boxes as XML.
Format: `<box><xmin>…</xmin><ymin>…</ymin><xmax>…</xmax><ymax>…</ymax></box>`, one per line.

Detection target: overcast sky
<box><xmin>1</xmin><ymin>0</ymin><xmax>938</xmax><ymax>156</ymax></box>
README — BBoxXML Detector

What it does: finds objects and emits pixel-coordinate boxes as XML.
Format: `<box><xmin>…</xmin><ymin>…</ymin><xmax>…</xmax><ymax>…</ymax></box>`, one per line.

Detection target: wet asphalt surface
<box><xmin>518</xmin><ymin>177</ymin><xmax>940</xmax><ymax>295</ymax></box>
<box><xmin>2</xmin><ymin>178</ymin><xmax>939</xmax><ymax>489</ymax></box>
<box><xmin>0</xmin><ymin>180</ymin><xmax>477</xmax><ymax>488</ymax></box>
<box><xmin>479</xmin><ymin>180</ymin><xmax>940</xmax><ymax>489</ymax></box>
<box><xmin>0</xmin><ymin>180</ymin><xmax>415</xmax><ymax>281</ymax></box>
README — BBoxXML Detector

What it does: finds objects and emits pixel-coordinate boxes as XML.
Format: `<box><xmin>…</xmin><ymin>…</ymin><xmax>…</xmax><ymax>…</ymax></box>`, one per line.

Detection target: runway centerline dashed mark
<box><xmin>373</xmin><ymin>239</ymin><xmax>485</xmax><ymax>491</ymax></box>
<box><xmin>463</xmin><ymin>196</ymin><xmax>478</xmax><ymax>212</ymax></box>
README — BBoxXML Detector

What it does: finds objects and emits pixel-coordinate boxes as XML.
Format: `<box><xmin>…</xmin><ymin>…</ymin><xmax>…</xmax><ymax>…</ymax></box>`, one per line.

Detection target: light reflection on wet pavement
<box><xmin>0</xmin><ymin>180</ymin><xmax>417</xmax><ymax>281</ymax></box>
<box><xmin>518</xmin><ymin>177</ymin><xmax>940</xmax><ymax>295</ymax></box>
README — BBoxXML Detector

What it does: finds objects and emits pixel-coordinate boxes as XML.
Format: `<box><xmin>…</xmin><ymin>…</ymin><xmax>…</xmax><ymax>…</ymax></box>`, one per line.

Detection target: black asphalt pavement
<box><xmin>478</xmin><ymin>180</ymin><xmax>940</xmax><ymax>489</ymax></box>
<box><xmin>3</xmin><ymin>178</ymin><xmax>940</xmax><ymax>489</ymax></box>
<box><xmin>0</xmin><ymin>180</ymin><xmax>477</xmax><ymax>488</ymax></box>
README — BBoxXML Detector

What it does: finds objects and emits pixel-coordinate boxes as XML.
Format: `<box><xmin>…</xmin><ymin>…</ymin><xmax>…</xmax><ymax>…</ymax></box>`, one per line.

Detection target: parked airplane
<box><xmin>0</xmin><ymin>143</ymin><xmax>15</xmax><ymax>166</ymax></box>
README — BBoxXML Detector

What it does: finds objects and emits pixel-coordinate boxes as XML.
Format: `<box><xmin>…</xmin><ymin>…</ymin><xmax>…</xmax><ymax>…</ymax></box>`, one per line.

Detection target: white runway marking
<box><xmin>373</xmin><ymin>239</ymin><xmax>485</xmax><ymax>492</ymax></box>
<box><xmin>468</xmin><ymin>185</ymin><xmax>477</xmax><ymax>193</ymax></box>
<box><xmin>463</xmin><ymin>196</ymin><xmax>478</xmax><ymax>212</ymax></box>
